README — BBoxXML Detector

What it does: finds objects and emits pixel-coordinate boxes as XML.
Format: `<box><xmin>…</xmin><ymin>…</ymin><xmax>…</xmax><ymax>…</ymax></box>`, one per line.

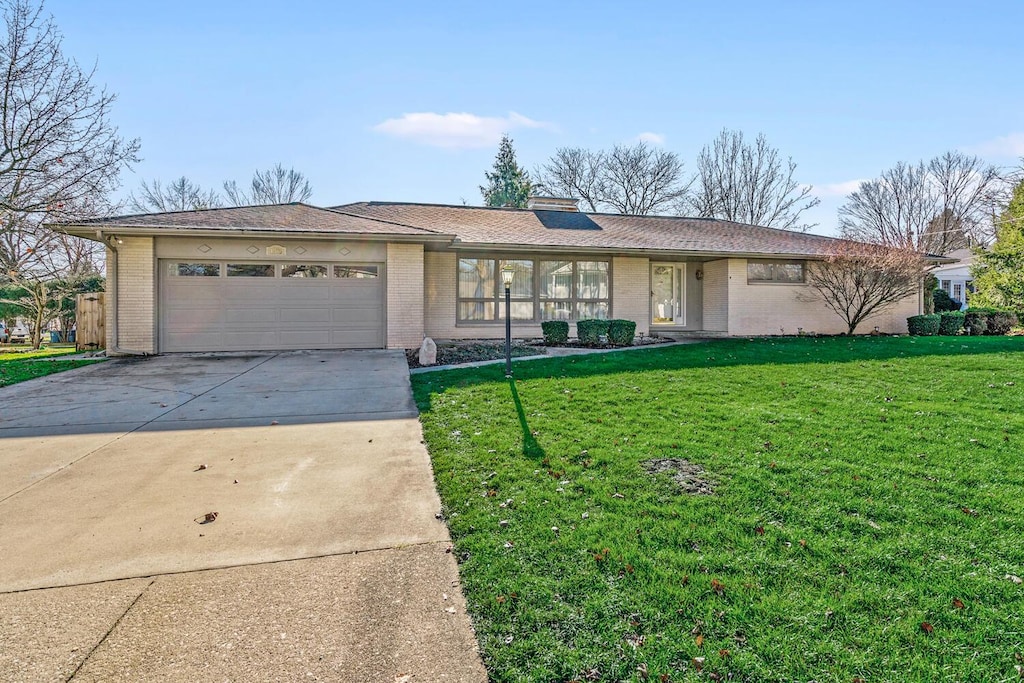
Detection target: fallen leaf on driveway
<box><xmin>195</xmin><ymin>512</ymin><xmax>218</xmax><ymax>524</ymax></box>
<box><xmin>270</xmin><ymin>420</ymin><xmax>279</xmax><ymax>425</ymax></box>
<box><xmin>194</xmin><ymin>464</ymin><xmax>207</xmax><ymax>471</ymax></box>
<box><xmin>444</xmin><ymin>606</ymin><xmax>456</xmax><ymax>614</ymax></box>
<box><xmin>394</xmin><ymin>675</ymin><xmax>412</xmax><ymax>683</ymax></box>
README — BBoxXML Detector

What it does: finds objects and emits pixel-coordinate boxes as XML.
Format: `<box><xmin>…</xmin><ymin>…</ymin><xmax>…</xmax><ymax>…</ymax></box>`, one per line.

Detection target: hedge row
<box><xmin>542</xmin><ymin>319</ymin><xmax>638</xmax><ymax>347</ymax></box>
<box><xmin>908</xmin><ymin>308</ymin><xmax>1019</xmax><ymax>336</ymax></box>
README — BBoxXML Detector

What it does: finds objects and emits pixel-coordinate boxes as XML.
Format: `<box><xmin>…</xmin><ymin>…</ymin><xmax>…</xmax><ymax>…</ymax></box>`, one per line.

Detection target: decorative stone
<box><xmin>339</xmin><ymin>247</ymin><xmax>351</xmax><ymax>256</ymax></box>
<box><xmin>246</xmin><ymin>245</ymin><xmax>260</xmax><ymax>254</ymax></box>
<box><xmin>197</xmin><ymin>244</ymin><xmax>212</xmax><ymax>253</ymax></box>
<box><xmin>419</xmin><ymin>337</ymin><xmax>437</xmax><ymax>366</ymax></box>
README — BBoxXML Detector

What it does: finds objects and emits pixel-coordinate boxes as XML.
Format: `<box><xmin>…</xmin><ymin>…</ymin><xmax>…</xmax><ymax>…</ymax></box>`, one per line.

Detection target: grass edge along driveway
<box><xmin>412</xmin><ymin>336</ymin><xmax>1024</xmax><ymax>683</ymax></box>
<box><xmin>0</xmin><ymin>348</ymin><xmax>101</xmax><ymax>387</ymax></box>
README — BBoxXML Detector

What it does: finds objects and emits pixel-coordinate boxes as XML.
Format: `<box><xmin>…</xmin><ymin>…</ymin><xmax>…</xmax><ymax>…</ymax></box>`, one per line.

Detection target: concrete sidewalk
<box><xmin>0</xmin><ymin>351</ymin><xmax>486</xmax><ymax>682</ymax></box>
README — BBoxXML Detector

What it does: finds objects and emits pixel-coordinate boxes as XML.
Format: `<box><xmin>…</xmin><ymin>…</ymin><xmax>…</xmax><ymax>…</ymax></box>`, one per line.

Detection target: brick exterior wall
<box><xmin>702</xmin><ymin>259</ymin><xmax>729</xmax><ymax>332</ymax></box>
<box><xmin>386</xmin><ymin>243</ymin><xmax>425</xmax><ymax>349</ymax></box>
<box><xmin>109</xmin><ymin>236</ymin><xmax>156</xmax><ymax>354</ymax></box>
<box><xmin>611</xmin><ymin>256</ymin><xmax>650</xmax><ymax>336</ymax></box>
<box><xmin>726</xmin><ymin>258</ymin><xmax>920</xmax><ymax>335</ymax></box>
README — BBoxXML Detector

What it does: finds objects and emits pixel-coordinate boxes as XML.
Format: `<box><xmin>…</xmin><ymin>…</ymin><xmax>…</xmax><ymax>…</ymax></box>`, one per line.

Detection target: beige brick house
<box><xmin>54</xmin><ymin>198</ymin><xmax>922</xmax><ymax>354</ymax></box>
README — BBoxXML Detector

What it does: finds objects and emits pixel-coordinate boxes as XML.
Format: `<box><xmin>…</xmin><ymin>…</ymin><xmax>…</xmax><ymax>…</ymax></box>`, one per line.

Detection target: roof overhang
<box><xmin>429</xmin><ymin>240</ymin><xmax>835</xmax><ymax>261</ymax></box>
<box><xmin>49</xmin><ymin>224</ymin><xmax>457</xmax><ymax>244</ymax></box>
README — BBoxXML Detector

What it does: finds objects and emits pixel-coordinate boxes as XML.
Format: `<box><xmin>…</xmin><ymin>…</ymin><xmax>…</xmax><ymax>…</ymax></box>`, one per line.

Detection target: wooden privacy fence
<box><xmin>76</xmin><ymin>292</ymin><xmax>105</xmax><ymax>351</ymax></box>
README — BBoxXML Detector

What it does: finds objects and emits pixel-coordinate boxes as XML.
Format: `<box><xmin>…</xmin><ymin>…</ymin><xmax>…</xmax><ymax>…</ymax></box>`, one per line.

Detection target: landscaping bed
<box><xmin>406</xmin><ymin>336</ymin><xmax>673</xmax><ymax>369</ymax></box>
<box><xmin>412</xmin><ymin>335</ymin><xmax>1024</xmax><ymax>682</ymax></box>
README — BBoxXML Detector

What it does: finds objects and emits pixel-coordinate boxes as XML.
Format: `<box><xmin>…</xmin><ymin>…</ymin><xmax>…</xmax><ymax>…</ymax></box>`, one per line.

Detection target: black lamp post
<box><xmin>501</xmin><ymin>265</ymin><xmax>516</xmax><ymax>377</ymax></box>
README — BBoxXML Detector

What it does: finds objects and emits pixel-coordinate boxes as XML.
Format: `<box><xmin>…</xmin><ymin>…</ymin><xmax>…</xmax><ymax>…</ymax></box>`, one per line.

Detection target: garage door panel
<box><xmin>280</xmin><ymin>308</ymin><xmax>333</xmax><ymax>323</ymax></box>
<box><xmin>160</xmin><ymin>260</ymin><xmax>384</xmax><ymax>352</ymax></box>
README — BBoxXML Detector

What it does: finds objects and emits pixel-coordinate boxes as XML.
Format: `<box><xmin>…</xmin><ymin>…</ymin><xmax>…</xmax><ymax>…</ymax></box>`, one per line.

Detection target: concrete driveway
<box><xmin>0</xmin><ymin>351</ymin><xmax>486</xmax><ymax>682</ymax></box>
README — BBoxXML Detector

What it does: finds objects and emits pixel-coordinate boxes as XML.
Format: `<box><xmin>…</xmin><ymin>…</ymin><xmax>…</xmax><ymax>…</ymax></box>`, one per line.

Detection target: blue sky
<box><xmin>48</xmin><ymin>0</ymin><xmax>1023</xmax><ymax>235</ymax></box>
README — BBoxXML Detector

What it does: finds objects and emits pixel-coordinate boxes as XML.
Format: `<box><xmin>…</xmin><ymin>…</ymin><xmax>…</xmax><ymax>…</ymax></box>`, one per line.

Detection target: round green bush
<box><xmin>540</xmin><ymin>320</ymin><xmax>569</xmax><ymax>345</ymax></box>
<box><xmin>907</xmin><ymin>314</ymin><xmax>940</xmax><ymax>336</ymax></box>
<box><xmin>938</xmin><ymin>311</ymin><xmax>965</xmax><ymax>335</ymax></box>
<box><xmin>576</xmin><ymin>319</ymin><xmax>609</xmax><ymax>346</ymax></box>
<box><xmin>607</xmin><ymin>319</ymin><xmax>637</xmax><ymax>346</ymax></box>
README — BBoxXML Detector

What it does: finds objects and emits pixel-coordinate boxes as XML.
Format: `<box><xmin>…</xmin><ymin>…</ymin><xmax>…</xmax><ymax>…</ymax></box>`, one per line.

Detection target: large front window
<box><xmin>457</xmin><ymin>257</ymin><xmax>610</xmax><ymax>323</ymax></box>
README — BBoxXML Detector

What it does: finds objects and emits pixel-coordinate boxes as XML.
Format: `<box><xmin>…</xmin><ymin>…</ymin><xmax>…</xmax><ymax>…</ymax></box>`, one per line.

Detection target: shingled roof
<box><xmin>333</xmin><ymin>201</ymin><xmax>843</xmax><ymax>258</ymax></box>
<box><xmin>55</xmin><ymin>202</ymin><xmax>446</xmax><ymax>238</ymax></box>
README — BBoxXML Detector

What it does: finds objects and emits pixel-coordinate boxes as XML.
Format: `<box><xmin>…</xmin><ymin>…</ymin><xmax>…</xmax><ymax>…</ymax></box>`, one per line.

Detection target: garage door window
<box><xmin>227</xmin><ymin>263</ymin><xmax>275</xmax><ymax>277</ymax></box>
<box><xmin>282</xmin><ymin>264</ymin><xmax>328</xmax><ymax>278</ymax></box>
<box><xmin>172</xmin><ymin>262</ymin><xmax>220</xmax><ymax>277</ymax></box>
<box><xmin>334</xmin><ymin>265</ymin><xmax>379</xmax><ymax>278</ymax></box>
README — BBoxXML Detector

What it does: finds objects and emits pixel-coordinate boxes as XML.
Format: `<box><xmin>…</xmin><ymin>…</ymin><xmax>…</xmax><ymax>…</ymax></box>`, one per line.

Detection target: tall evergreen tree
<box><xmin>971</xmin><ymin>179</ymin><xmax>1024</xmax><ymax>311</ymax></box>
<box><xmin>480</xmin><ymin>135</ymin><xmax>532</xmax><ymax>208</ymax></box>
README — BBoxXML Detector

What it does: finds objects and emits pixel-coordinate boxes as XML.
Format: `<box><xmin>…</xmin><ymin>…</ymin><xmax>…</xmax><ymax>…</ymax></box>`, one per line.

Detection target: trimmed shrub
<box><xmin>540</xmin><ymin>320</ymin><xmax>569</xmax><ymax>345</ymax></box>
<box><xmin>607</xmin><ymin>319</ymin><xmax>637</xmax><ymax>346</ymax></box>
<box><xmin>933</xmin><ymin>288</ymin><xmax>962</xmax><ymax>313</ymax></box>
<box><xmin>938</xmin><ymin>311</ymin><xmax>965</xmax><ymax>335</ymax></box>
<box><xmin>576</xmin><ymin>319</ymin><xmax>609</xmax><ymax>346</ymax></box>
<box><xmin>907</xmin><ymin>314</ymin><xmax>940</xmax><ymax>336</ymax></box>
<box><xmin>964</xmin><ymin>309</ymin><xmax>989</xmax><ymax>336</ymax></box>
<box><xmin>988</xmin><ymin>310</ymin><xmax>1019</xmax><ymax>335</ymax></box>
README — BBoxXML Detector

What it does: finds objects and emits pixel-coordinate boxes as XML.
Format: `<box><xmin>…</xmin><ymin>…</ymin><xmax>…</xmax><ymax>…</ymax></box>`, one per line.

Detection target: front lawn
<box><xmin>412</xmin><ymin>336</ymin><xmax>1024</xmax><ymax>682</ymax></box>
<box><xmin>0</xmin><ymin>348</ymin><xmax>101</xmax><ymax>387</ymax></box>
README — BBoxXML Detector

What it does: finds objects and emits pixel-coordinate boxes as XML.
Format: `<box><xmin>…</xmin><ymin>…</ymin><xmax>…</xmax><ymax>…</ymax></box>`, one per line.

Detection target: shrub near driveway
<box><xmin>412</xmin><ymin>336</ymin><xmax>1024</xmax><ymax>682</ymax></box>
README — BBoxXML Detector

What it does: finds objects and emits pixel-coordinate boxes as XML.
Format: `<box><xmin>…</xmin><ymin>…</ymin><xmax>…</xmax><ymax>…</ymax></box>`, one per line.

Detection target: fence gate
<box><xmin>76</xmin><ymin>292</ymin><xmax>105</xmax><ymax>351</ymax></box>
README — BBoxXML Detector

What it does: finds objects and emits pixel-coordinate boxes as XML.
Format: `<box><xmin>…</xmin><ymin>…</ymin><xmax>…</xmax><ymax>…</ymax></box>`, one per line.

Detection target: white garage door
<box><xmin>159</xmin><ymin>260</ymin><xmax>384</xmax><ymax>352</ymax></box>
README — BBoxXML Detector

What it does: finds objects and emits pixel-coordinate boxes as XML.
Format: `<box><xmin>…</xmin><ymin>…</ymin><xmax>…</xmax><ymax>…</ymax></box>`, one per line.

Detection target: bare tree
<box><xmin>839</xmin><ymin>151</ymin><xmax>1000</xmax><ymax>254</ymax></box>
<box><xmin>128</xmin><ymin>176</ymin><xmax>221</xmax><ymax>213</ymax></box>
<box><xmin>536</xmin><ymin>147</ymin><xmax>603</xmax><ymax>212</ymax></box>
<box><xmin>804</xmin><ymin>240</ymin><xmax>926</xmax><ymax>335</ymax></box>
<box><xmin>224</xmin><ymin>164</ymin><xmax>313</xmax><ymax>205</ymax></box>
<box><xmin>0</xmin><ymin>0</ymin><xmax>137</xmax><ymax>345</ymax></box>
<box><xmin>691</xmin><ymin>129</ymin><xmax>820</xmax><ymax>232</ymax></box>
<box><xmin>0</xmin><ymin>0</ymin><xmax>139</xmax><ymax>224</ymax></box>
<box><xmin>535</xmin><ymin>142</ymin><xmax>689</xmax><ymax>215</ymax></box>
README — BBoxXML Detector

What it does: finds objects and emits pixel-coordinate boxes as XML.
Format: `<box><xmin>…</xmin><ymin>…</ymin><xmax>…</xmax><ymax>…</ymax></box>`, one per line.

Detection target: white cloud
<box><xmin>636</xmin><ymin>131</ymin><xmax>666</xmax><ymax>145</ymax></box>
<box><xmin>372</xmin><ymin>111</ymin><xmax>552</xmax><ymax>149</ymax></box>
<box><xmin>964</xmin><ymin>132</ymin><xmax>1024</xmax><ymax>158</ymax></box>
<box><xmin>811</xmin><ymin>179</ymin><xmax>867</xmax><ymax>198</ymax></box>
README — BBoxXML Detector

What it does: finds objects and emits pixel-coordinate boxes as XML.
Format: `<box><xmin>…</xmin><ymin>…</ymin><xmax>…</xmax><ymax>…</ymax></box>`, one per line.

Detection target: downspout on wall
<box><xmin>101</xmin><ymin>231</ymin><xmax>149</xmax><ymax>356</ymax></box>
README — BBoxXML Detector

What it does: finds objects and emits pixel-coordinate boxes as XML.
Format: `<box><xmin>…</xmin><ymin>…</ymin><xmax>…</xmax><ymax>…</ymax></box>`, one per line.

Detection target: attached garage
<box><xmin>159</xmin><ymin>259</ymin><xmax>384</xmax><ymax>352</ymax></box>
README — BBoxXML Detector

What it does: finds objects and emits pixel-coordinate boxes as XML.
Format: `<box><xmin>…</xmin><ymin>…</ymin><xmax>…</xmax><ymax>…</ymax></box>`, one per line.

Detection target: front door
<box><xmin>651</xmin><ymin>264</ymin><xmax>685</xmax><ymax>326</ymax></box>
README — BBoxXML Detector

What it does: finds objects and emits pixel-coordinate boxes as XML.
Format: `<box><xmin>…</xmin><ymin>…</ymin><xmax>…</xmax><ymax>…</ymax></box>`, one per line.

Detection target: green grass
<box><xmin>412</xmin><ymin>336</ymin><xmax>1024</xmax><ymax>683</ymax></box>
<box><xmin>0</xmin><ymin>347</ymin><xmax>101</xmax><ymax>387</ymax></box>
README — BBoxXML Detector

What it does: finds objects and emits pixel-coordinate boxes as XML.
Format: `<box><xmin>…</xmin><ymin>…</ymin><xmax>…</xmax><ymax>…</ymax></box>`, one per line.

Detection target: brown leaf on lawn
<box><xmin>691</xmin><ymin>656</ymin><xmax>705</xmax><ymax>672</ymax></box>
<box><xmin>719</xmin><ymin>649</ymin><xmax>730</xmax><ymax>658</ymax></box>
<box><xmin>496</xmin><ymin>595</ymin><xmax>506</xmax><ymax>604</ymax></box>
<box><xmin>636</xmin><ymin>662</ymin><xmax>649</xmax><ymax>680</ymax></box>
<box><xmin>962</xmin><ymin>507</ymin><xmax>978</xmax><ymax>517</ymax></box>
<box><xmin>681</xmin><ymin>574</ymin><xmax>690</xmax><ymax>586</ymax></box>
<box><xmin>952</xmin><ymin>598</ymin><xmax>965</xmax><ymax>609</ymax></box>
<box><xmin>695</xmin><ymin>634</ymin><xmax>704</xmax><ymax>648</ymax></box>
<box><xmin>659</xmin><ymin>674</ymin><xmax>671</xmax><ymax>683</ymax></box>
<box><xmin>711</xmin><ymin>578</ymin><xmax>725</xmax><ymax>595</ymax></box>
<box><xmin>1014</xmin><ymin>663</ymin><xmax>1022</xmax><ymax>678</ymax></box>
<box><xmin>1005</xmin><ymin>574</ymin><xmax>1023</xmax><ymax>585</ymax></box>
<box><xmin>769</xmin><ymin>461</ymin><xmax>776</xmax><ymax>468</ymax></box>
<box><xmin>755</xmin><ymin>525</ymin><xmax>765</xmax><ymax>536</ymax></box>
<box><xmin>195</xmin><ymin>512</ymin><xmax>218</xmax><ymax>524</ymax></box>
<box><xmin>799</xmin><ymin>539</ymin><xmax>808</xmax><ymax>548</ymax></box>
<box><xmin>853</xmin><ymin>678</ymin><xmax>865</xmax><ymax>683</ymax></box>
<box><xmin>920</xmin><ymin>621</ymin><xmax>934</xmax><ymax>634</ymax></box>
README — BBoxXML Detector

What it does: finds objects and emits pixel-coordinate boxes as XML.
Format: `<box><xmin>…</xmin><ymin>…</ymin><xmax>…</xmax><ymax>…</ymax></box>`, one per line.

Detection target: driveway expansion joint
<box><xmin>63</xmin><ymin>578</ymin><xmax>155</xmax><ymax>683</ymax></box>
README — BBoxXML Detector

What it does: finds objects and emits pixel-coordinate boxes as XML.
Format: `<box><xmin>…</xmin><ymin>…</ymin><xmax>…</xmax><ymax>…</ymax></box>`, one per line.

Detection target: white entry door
<box><xmin>651</xmin><ymin>264</ymin><xmax>685</xmax><ymax>326</ymax></box>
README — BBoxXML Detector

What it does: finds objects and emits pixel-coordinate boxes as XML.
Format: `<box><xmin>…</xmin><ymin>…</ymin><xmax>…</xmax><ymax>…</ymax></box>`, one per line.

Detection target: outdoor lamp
<box><xmin>501</xmin><ymin>265</ymin><xmax>516</xmax><ymax>377</ymax></box>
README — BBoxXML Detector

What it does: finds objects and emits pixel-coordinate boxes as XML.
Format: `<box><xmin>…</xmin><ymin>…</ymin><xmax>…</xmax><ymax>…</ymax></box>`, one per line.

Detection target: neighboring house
<box><xmin>50</xmin><ymin>198</ymin><xmax>924</xmax><ymax>354</ymax></box>
<box><xmin>930</xmin><ymin>247</ymin><xmax>974</xmax><ymax>310</ymax></box>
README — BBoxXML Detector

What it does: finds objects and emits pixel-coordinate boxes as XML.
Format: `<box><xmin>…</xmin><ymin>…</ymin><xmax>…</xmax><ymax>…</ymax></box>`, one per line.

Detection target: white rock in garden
<box><xmin>419</xmin><ymin>337</ymin><xmax>437</xmax><ymax>365</ymax></box>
